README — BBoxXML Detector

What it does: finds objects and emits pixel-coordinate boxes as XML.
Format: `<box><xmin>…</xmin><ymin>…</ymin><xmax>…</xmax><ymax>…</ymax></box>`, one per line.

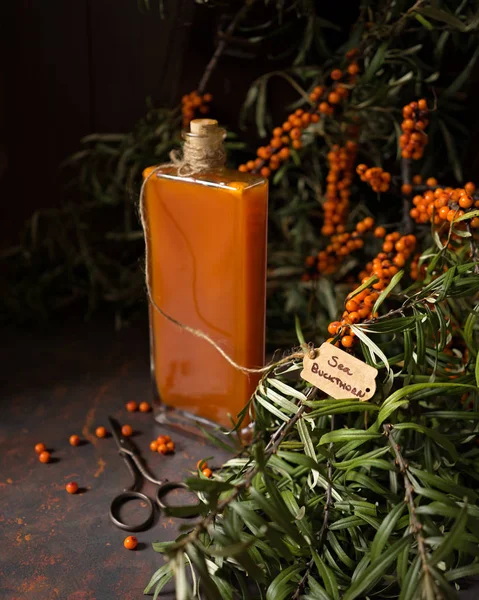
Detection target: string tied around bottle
<box><xmin>138</xmin><ymin>119</ymin><xmax>317</xmax><ymax>376</ymax></box>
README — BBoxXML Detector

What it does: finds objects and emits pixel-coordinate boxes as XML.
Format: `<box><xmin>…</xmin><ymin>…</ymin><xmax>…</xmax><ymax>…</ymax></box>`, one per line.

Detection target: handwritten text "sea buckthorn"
<box><xmin>301</xmin><ymin>343</ymin><xmax>378</xmax><ymax>401</ymax></box>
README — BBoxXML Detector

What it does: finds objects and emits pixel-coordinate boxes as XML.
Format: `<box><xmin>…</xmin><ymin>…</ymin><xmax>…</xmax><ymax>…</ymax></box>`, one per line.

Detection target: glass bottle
<box><xmin>143</xmin><ymin>119</ymin><xmax>268</xmax><ymax>432</ymax></box>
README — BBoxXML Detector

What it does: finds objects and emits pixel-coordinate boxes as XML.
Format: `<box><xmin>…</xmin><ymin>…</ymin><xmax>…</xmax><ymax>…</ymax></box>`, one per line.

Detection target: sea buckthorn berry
<box><xmin>328</xmin><ymin>321</ymin><xmax>340</xmax><ymax>335</ymax></box>
<box><xmin>166</xmin><ymin>441</ymin><xmax>175</xmax><ymax>453</ymax></box>
<box><xmin>69</xmin><ymin>435</ymin><xmax>81</xmax><ymax>447</ymax></box>
<box><xmin>139</xmin><ymin>402</ymin><xmax>151</xmax><ymax>413</ymax></box>
<box><xmin>121</xmin><ymin>425</ymin><xmax>133</xmax><ymax>437</ymax></box>
<box><xmin>347</xmin><ymin>63</ymin><xmax>359</xmax><ymax>75</ymax></box>
<box><xmin>39</xmin><ymin>451</ymin><xmax>51</xmax><ymax>464</ymax></box>
<box><xmin>66</xmin><ymin>481</ymin><xmax>78</xmax><ymax>494</ymax></box>
<box><xmin>328</xmin><ymin>92</ymin><xmax>340</xmax><ymax>104</ymax></box>
<box><xmin>35</xmin><ymin>443</ymin><xmax>46</xmax><ymax>455</ymax></box>
<box><xmin>345</xmin><ymin>300</ymin><xmax>359</xmax><ymax>312</ymax></box>
<box><xmin>126</xmin><ymin>401</ymin><xmax>138</xmax><ymax>412</ymax></box>
<box><xmin>459</xmin><ymin>195</ymin><xmax>473</xmax><ymax>209</ymax></box>
<box><xmin>150</xmin><ymin>441</ymin><xmax>158</xmax><ymax>452</ymax></box>
<box><xmin>260</xmin><ymin>167</ymin><xmax>271</xmax><ymax>178</ymax></box>
<box><xmin>374</xmin><ymin>226</ymin><xmax>386</xmax><ymax>238</ymax></box>
<box><xmin>157</xmin><ymin>444</ymin><xmax>168</xmax><ymax>455</ymax></box>
<box><xmin>124</xmin><ymin>536</ymin><xmax>138</xmax><ymax>550</ymax></box>
<box><xmin>163</xmin><ymin>435</ymin><xmax>172</xmax><ymax>443</ymax></box>
<box><xmin>197</xmin><ymin>460</ymin><xmax>208</xmax><ymax>470</ymax></box>
<box><xmin>465</xmin><ymin>182</ymin><xmax>476</xmax><ymax>195</ymax></box>
<box><xmin>202</xmin><ymin>468</ymin><xmax>213</xmax><ymax>478</ymax></box>
<box><xmin>292</xmin><ymin>140</ymin><xmax>302</xmax><ymax>150</ymax></box>
<box><xmin>157</xmin><ymin>435</ymin><xmax>167</xmax><ymax>444</ymax></box>
<box><xmin>426</xmin><ymin>177</ymin><xmax>437</xmax><ymax>187</ymax></box>
<box><xmin>341</xmin><ymin>335</ymin><xmax>354</xmax><ymax>348</ymax></box>
<box><xmin>319</xmin><ymin>102</ymin><xmax>330</xmax><ymax>114</ymax></box>
<box><xmin>273</xmin><ymin>127</ymin><xmax>283</xmax><ymax>137</ymax></box>
<box><xmin>439</xmin><ymin>206</ymin><xmax>449</xmax><ymax>220</ymax></box>
<box><xmin>418</xmin><ymin>98</ymin><xmax>427</xmax><ymax>111</ymax></box>
<box><xmin>363</xmin><ymin>217</ymin><xmax>374</xmax><ymax>229</ymax></box>
<box><xmin>330</xmin><ymin>69</ymin><xmax>342</xmax><ymax>80</ymax></box>
<box><xmin>401</xmin><ymin>184</ymin><xmax>412</xmax><ymax>195</ymax></box>
<box><xmin>290</xmin><ymin>127</ymin><xmax>301</xmax><ymax>140</ymax></box>
<box><xmin>96</xmin><ymin>426</ymin><xmax>107</xmax><ymax>438</ymax></box>
<box><xmin>471</xmin><ymin>217</ymin><xmax>479</xmax><ymax>228</ymax></box>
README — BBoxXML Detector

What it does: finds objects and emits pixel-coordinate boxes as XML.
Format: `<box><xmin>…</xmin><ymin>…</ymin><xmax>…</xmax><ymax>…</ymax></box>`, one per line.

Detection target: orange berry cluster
<box><xmin>305</xmin><ymin>216</ymin><xmax>374</xmax><ymax>277</ymax></box>
<box><xmin>356</xmin><ymin>164</ymin><xmax>391</xmax><ymax>193</ymax></box>
<box><xmin>125</xmin><ymin>400</ymin><xmax>151</xmax><ymax>412</ymax></box>
<box><xmin>326</xmin><ymin>232</ymin><xmax>416</xmax><ymax>349</ymax></box>
<box><xmin>399</xmin><ymin>99</ymin><xmax>429</xmax><ymax>160</ymax></box>
<box><xmin>181</xmin><ymin>91</ymin><xmax>212</xmax><ymax>128</ymax></box>
<box><xmin>239</xmin><ymin>107</ymin><xmax>316</xmax><ymax>177</ymax></box>
<box><xmin>239</xmin><ymin>52</ymin><xmax>361</xmax><ymax>178</ymax></box>
<box><xmin>197</xmin><ymin>459</ymin><xmax>213</xmax><ymax>478</ymax></box>
<box><xmin>149</xmin><ymin>434</ymin><xmax>175</xmax><ymax>455</ymax></box>
<box><xmin>409</xmin><ymin>184</ymin><xmax>478</xmax><ymax>226</ymax></box>
<box><xmin>322</xmin><ymin>142</ymin><xmax>357</xmax><ymax>236</ymax></box>
<box><xmin>309</xmin><ymin>51</ymin><xmax>360</xmax><ymax>115</ymax></box>
<box><xmin>360</xmin><ymin>232</ymin><xmax>416</xmax><ymax>281</ymax></box>
<box><xmin>34</xmin><ymin>442</ymin><xmax>51</xmax><ymax>464</ymax></box>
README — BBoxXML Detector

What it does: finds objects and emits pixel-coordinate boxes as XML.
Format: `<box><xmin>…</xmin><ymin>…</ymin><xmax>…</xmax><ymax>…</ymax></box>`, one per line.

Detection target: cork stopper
<box><xmin>190</xmin><ymin>119</ymin><xmax>219</xmax><ymax>136</ymax></box>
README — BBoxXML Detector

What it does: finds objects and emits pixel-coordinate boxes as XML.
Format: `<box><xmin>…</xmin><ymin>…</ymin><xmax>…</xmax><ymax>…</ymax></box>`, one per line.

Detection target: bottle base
<box><xmin>153</xmin><ymin>404</ymin><xmax>253</xmax><ymax>442</ymax></box>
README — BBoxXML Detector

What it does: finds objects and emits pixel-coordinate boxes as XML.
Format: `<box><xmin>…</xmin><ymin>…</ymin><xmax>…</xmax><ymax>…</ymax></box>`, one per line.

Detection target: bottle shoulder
<box><xmin>143</xmin><ymin>164</ymin><xmax>266</xmax><ymax>191</ymax></box>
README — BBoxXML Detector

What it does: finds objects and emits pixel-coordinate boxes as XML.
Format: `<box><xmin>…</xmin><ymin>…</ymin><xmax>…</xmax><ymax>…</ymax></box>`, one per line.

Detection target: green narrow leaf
<box><xmin>255</xmin><ymin>79</ymin><xmax>267</xmax><ymax>138</ymax></box>
<box><xmin>295</xmin><ymin>314</ymin><xmax>306</xmax><ymax>345</ymax></box>
<box><xmin>398</xmin><ymin>554</ymin><xmax>421</xmax><ymax>600</ymax></box>
<box><xmin>372</xmin><ymin>270</ymin><xmax>404</xmax><ymax>315</ymax></box>
<box><xmin>298</xmin><ymin>419</ymin><xmax>316</xmax><ymax>462</ymax></box>
<box><xmin>393</xmin><ymin>423</ymin><xmax>458</xmax><ymax>461</ymax></box>
<box><xmin>319</xmin><ymin>429</ymin><xmax>382</xmax><ymax>445</ymax></box>
<box><xmin>414</xmin><ymin>13</ymin><xmax>434</xmax><ymax>30</ymax></box>
<box><xmin>363</xmin><ymin>42</ymin><xmax>388</xmax><ymax>82</ymax></box>
<box><xmin>475</xmin><ymin>351</ymin><xmax>479</xmax><ymax>387</ymax></box>
<box><xmin>311</xmin><ymin>550</ymin><xmax>340</xmax><ymax>600</ymax></box>
<box><xmin>445</xmin><ymin>562</ymin><xmax>479</xmax><ymax>582</ymax></box>
<box><xmin>265</xmin><ymin>564</ymin><xmax>303</xmax><ymax>600</ymax></box>
<box><xmin>306</xmin><ymin>575</ymin><xmax>330</xmax><ymax>600</ymax></box>
<box><xmin>446</xmin><ymin>44</ymin><xmax>479</xmax><ymax>96</ymax></box>
<box><xmin>342</xmin><ymin>536</ymin><xmax>411</xmax><ymax>600</ymax></box>
<box><xmin>348</xmin><ymin>275</ymin><xmax>379</xmax><ymax>300</ymax></box>
<box><xmin>144</xmin><ymin>562</ymin><xmax>173</xmax><ymax>594</ymax></box>
<box><xmin>185</xmin><ymin>543</ymin><xmax>223</xmax><ymax>600</ymax></box>
<box><xmin>428</xmin><ymin>504</ymin><xmax>468</xmax><ymax>567</ymax></box>
<box><xmin>415</xmin><ymin>6</ymin><xmax>466</xmax><ymax>30</ymax></box>
<box><xmin>370</xmin><ymin>502</ymin><xmax>406</xmax><ymax>562</ymax></box>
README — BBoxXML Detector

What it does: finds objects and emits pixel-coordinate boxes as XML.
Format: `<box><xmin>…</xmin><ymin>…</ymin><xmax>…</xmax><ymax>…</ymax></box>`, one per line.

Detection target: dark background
<box><xmin>0</xmin><ymin>0</ymin><xmax>282</xmax><ymax>248</ymax></box>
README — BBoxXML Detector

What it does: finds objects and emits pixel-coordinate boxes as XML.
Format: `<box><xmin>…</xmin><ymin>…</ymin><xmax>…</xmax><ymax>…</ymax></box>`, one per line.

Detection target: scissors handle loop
<box><xmin>109</xmin><ymin>491</ymin><xmax>155</xmax><ymax>532</ymax></box>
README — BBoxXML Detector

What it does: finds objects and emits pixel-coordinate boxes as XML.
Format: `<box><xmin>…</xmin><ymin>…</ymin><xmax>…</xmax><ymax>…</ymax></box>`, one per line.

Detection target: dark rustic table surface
<box><xmin>2</xmin><ymin>318</ymin><xmax>479</xmax><ymax>600</ymax></box>
<box><xmin>0</xmin><ymin>318</ymin><xmax>227</xmax><ymax>600</ymax></box>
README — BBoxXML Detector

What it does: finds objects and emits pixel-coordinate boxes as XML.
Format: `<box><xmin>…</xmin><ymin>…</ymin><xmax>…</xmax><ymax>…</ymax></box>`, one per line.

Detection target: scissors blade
<box><xmin>108</xmin><ymin>416</ymin><xmax>136</xmax><ymax>454</ymax></box>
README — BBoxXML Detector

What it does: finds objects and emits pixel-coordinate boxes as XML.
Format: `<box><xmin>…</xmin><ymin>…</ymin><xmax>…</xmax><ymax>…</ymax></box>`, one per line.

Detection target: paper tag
<box><xmin>301</xmin><ymin>343</ymin><xmax>378</xmax><ymax>401</ymax></box>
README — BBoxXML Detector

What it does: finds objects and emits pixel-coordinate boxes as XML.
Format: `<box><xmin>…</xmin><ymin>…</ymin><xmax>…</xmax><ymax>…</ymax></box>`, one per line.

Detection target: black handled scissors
<box><xmin>108</xmin><ymin>416</ymin><xmax>200</xmax><ymax>532</ymax></box>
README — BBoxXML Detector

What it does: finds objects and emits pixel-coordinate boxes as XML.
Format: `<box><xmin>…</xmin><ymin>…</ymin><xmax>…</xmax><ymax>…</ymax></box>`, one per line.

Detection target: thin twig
<box><xmin>292</xmin><ymin>415</ymin><xmax>335</xmax><ymax>599</ymax></box>
<box><xmin>384</xmin><ymin>424</ymin><xmax>434</xmax><ymax>592</ymax></box>
<box><xmin>400</xmin><ymin>157</ymin><xmax>414</xmax><ymax>234</ymax></box>
<box><xmin>197</xmin><ymin>0</ymin><xmax>257</xmax><ymax>94</ymax></box>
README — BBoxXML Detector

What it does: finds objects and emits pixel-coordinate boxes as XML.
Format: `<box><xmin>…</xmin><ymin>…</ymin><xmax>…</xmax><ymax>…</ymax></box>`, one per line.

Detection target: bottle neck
<box><xmin>180</xmin><ymin>119</ymin><xmax>226</xmax><ymax>173</ymax></box>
